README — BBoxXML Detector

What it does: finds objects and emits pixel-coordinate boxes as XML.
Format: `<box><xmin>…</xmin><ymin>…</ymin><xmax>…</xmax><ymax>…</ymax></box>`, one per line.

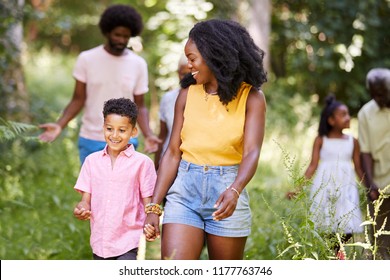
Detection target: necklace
<box><xmin>203</xmin><ymin>84</ymin><xmax>218</xmax><ymax>101</ymax></box>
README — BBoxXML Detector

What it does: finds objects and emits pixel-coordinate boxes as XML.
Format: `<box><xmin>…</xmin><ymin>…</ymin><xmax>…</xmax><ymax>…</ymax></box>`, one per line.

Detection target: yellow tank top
<box><xmin>180</xmin><ymin>82</ymin><xmax>251</xmax><ymax>165</ymax></box>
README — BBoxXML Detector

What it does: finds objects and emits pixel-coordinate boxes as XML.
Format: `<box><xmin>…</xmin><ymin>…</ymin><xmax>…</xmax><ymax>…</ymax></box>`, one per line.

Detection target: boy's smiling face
<box><xmin>103</xmin><ymin>113</ymin><xmax>137</xmax><ymax>156</ymax></box>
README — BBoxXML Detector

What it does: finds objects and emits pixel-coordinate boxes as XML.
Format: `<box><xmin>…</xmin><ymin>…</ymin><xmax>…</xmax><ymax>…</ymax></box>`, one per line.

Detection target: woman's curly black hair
<box><xmin>103</xmin><ymin>98</ymin><xmax>138</xmax><ymax>127</ymax></box>
<box><xmin>99</xmin><ymin>4</ymin><xmax>143</xmax><ymax>37</ymax></box>
<box><xmin>180</xmin><ymin>19</ymin><xmax>267</xmax><ymax>105</ymax></box>
<box><xmin>318</xmin><ymin>94</ymin><xmax>343</xmax><ymax>136</ymax></box>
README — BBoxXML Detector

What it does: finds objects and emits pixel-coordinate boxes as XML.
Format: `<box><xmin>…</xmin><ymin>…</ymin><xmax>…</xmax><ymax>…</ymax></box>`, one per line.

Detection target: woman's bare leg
<box><xmin>206</xmin><ymin>234</ymin><xmax>247</xmax><ymax>260</ymax></box>
<box><xmin>161</xmin><ymin>223</ymin><xmax>205</xmax><ymax>260</ymax></box>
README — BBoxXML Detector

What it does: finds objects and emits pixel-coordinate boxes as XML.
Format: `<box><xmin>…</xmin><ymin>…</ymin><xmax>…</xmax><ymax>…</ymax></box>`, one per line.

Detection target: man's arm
<box><xmin>39</xmin><ymin>80</ymin><xmax>86</xmax><ymax>142</ymax></box>
<box><xmin>134</xmin><ymin>95</ymin><xmax>161</xmax><ymax>153</ymax></box>
<box><xmin>361</xmin><ymin>152</ymin><xmax>379</xmax><ymax>201</ymax></box>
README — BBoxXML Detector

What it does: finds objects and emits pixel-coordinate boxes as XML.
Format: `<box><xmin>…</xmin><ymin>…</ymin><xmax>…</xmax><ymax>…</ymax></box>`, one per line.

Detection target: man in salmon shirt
<box><xmin>38</xmin><ymin>4</ymin><xmax>160</xmax><ymax>164</ymax></box>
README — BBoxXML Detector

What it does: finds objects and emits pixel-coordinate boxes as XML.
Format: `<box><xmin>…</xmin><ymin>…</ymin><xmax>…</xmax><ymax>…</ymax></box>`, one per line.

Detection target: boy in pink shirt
<box><xmin>73</xmin><ymin>98</ymin><xmax>156</xmax><ymax>260</ymax></box>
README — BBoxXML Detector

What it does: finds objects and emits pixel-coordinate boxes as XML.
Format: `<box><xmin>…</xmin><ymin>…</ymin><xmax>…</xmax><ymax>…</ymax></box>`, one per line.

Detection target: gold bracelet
<box><xmin>145</xmin><ymin>203</ymin><xmax>163</xmax><ymax>216</ymax></box>
<box><xmin>227</xmin><ymin>187</ymin><xmax>240</xmax><ymax>197</ymax></box>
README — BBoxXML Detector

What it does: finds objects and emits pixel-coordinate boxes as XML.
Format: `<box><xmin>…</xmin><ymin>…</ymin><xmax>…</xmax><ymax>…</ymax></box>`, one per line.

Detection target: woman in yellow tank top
<box><xmin>144</xmin><ymin>19</ymin><xmax>267</xmax><ymax>260</ymax></box>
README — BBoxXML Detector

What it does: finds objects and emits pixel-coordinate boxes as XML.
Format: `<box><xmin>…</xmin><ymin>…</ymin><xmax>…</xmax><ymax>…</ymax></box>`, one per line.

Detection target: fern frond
<box><xmin>0</xmin><ymin>118</ymin><xmax>38</xmax><ymax>142</ymax></box>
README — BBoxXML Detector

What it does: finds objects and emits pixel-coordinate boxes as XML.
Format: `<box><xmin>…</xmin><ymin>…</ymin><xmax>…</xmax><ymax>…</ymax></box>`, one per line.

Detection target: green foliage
<box><xmin>262</xmin><ymin>144</ymin><xmax>337</xmax><ymax>260</ymax></box>
<box><xmin>0</xmin><ymin>121</ymin><xmax>91</xmax><ymax>259</ymax></box>
<box><xmin>24</xmin><ymin>0</ymin><xmax>214</xmax><ymax>95</ymax></box>
<box><xmin>271</xmin><ymin>0</ymin><xmax>390</xmax><ymax>114</ymax></box>
<box><xmin>0</xmin><ymin>118</ymin><xmax>38</xmax><ymax>142</ymax></box>
<box><xmin>267</xmin><ymin>141</ymin><xmax>374</xmax><ymax>260</ymax></box>
<box><xmin>346</xmin><ymin>186</ymin><xmax>390</xmax><ymax>260</ymax></box>
<box><xmin>0</xmin><ymin>52</ymin><xmax>89</xmax><ymax>260</ymax></box>
<box><xmin>24</xmin><ymin>50</ymin><xmax>76</xmax><ymax>122</ymax></box>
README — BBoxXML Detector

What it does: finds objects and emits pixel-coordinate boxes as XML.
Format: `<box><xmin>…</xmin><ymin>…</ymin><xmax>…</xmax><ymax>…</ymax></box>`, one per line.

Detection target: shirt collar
<box><xmin>371</xmin><ymin>99</ymin><xmax>390</xmax><ymax>113</ymax></box>
<box><xmin>102</xmin><ymin>144</ymin><xmax>135</xmax><ymax>158</ymax></box>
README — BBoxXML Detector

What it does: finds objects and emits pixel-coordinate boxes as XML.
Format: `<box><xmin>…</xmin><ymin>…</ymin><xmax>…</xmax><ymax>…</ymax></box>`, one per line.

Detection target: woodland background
<box><xmin>1</xmin><ymin>0</ymin><xmax>389</xmax><ymax>260</ymax></box>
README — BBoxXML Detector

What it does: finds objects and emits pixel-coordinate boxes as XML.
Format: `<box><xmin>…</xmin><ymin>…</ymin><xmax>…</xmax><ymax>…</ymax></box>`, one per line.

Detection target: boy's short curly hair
<box><xmin>103</xmin><ymin>98</ymin><xmax>138</xmax><ymax>127</ymax></box>
<box><xmin>99</xmin><ymin>4</ymin><xmax>143</xmax><ymax>36</ymax></box>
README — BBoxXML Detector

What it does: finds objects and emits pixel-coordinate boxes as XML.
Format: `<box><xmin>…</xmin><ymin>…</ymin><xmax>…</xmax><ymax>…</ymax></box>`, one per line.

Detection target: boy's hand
<box><xmin>73</xmin><ymin>202</ymin><xmax>91</xmax><ymax>220</ymax></box>
<box><xmin>144</xmin><ymin>223</ymin><xmax>158</xmax><ymax>242</ymax></box>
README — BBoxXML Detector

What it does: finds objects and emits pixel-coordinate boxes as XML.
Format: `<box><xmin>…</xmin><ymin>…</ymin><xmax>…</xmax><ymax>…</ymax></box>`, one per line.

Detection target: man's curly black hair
<box><xmin>103</xmin><ymin>98</ymin><xmax>138</xmax><ymax>127</ymax></box>
<box><xmin>99</xmin><ymin>4</ymin><xmax>143</xmax><ymax>36</ymax></box>
<box><xmin>180</xmin><ymin>19</ymin><xmax>267</xmax><ymax>105</ymax></box>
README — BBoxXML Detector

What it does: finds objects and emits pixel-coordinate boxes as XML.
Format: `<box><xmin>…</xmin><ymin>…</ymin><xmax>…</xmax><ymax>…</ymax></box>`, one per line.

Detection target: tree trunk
<box><xmin>0</xmin><ymin>0</ymin><xmax>29</xmax><ymax>122</ymax></box>
<box><xmin>247</xmin><ymin>0</ymin><xmax>271</xmax><ymax>71</ymax></box>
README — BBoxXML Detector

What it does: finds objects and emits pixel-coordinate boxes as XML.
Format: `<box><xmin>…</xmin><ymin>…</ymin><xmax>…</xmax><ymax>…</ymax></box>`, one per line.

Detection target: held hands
<box><xmin>286</xmin><ymin>187</ymin><xmax>306</xmax><ymax>200</ymax></box>
<box><xmin>286</xmin><ymin>191</ymin><xmax>299</xmax><ymax>200</ymax></box>
<box><xmin>38</xmin><ymin>123</ymin><xmax>62</xmax><ymax>143</ymax></box>
<box><xmin>144</xmin><ymin>223</ymin><xmax>158</xmax><ymax>242</ymax></box>
<box><xmin>368</xmin><ymin>184</ymin><xmax>380</xmax><ymax>201</ymax></box>
<box><xmin>212</xmin><ymin>187</ymin><xmax>239</xmax><ymax>221</ymax></box>
<box><xmin>73</xmin><ymin>201</ymin><xmax>91</xmax><ymax>220</ymax></box>
<box><xmin>143</xmin><ymin>203</ymin><xmax>162</xmax><ymax>241</ymax></box>
<box><xmin>143</xmin><ymin>135</ymin><xmax>162</xmax><ymax>153</ymax></box>
<box><xmin>143</xmin><ymin>214</ymin><xmax>160</xmax><ymax>242</ymax></box>
<box><xmin>286</xmin><ymin>180</ymin><xmax>306</xmax><ymax>200</ymax></box>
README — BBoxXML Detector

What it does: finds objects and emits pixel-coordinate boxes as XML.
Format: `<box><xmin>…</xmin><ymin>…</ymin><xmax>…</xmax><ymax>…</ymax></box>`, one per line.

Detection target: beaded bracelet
<box><xmin>226</xmin><ymin>187</ymin><xmax>240</xmax><ymax>197</ymax></box>
<box><xmin>145</xmin><ymin>203</ymin><xmax>163</xmax><ymax>216</ymax></box>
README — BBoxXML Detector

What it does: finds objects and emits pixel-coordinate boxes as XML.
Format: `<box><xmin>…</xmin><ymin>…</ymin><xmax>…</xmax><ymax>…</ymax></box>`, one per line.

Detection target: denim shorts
<box><xmin>163</xmin><ymin>160</ymin><xmax>251</xmax><ymax>237</ymax></box>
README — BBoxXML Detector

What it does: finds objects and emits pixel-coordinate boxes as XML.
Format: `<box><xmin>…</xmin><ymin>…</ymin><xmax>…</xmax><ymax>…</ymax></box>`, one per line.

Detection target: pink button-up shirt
<box><xmin>74</xmin><ymin>145</ymin><xmax>156</xmax><ymax>258</ymax></box>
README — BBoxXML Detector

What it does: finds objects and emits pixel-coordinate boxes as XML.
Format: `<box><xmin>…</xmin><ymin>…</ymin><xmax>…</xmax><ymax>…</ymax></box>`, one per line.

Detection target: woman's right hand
<box><xmin>144</xmin><ymin>213</ymin><xmax>160</xmax><ymax>241</ymax></box>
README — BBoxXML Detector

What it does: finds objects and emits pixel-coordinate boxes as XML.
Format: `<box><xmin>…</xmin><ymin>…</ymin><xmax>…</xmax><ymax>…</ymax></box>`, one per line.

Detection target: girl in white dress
<box><xmin>304</xmin><ymin>95</ymin><xmax>364</xmax><ymax>257</ymax></box>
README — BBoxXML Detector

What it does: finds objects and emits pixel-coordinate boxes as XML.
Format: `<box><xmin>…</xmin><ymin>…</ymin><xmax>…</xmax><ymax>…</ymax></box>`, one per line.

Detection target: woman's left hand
<box><xmin>212</xmin><ymin>187</ymin><xmax>239</xmax><ymax>221</ymax></box>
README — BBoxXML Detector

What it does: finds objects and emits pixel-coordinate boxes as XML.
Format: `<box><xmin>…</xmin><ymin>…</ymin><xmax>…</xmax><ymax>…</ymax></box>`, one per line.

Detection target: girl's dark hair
<box><xmin>99</xmin><ymin>4</ymin><xmax>143</xmax><ymax>36</ymax></box>
<box><xmin>318</xmin><ymin>95</ymin><xmax>343</xmax><ymax>136</ymax></box>
<box><xmin>103</xmin><ymin>98</ymin><xmax>138</xmax><ymax>126</ymax></box>
<box><xmin>180</xmin><ymin>19</ymin><xmax>267</xmax><ymax>105</ymax></box>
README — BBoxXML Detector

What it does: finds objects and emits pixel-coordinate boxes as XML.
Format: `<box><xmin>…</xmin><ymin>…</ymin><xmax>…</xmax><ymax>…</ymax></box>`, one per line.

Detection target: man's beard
<box><xmin>108</xmin><ymin>39</ymin><xmax>127</xmax><ymax>53</ymax></box>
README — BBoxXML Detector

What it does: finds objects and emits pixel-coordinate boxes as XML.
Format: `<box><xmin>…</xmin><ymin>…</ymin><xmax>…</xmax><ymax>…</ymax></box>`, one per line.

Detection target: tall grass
<box><xmin>346</xmin><ymin>186</ymin><xmax>390</xmax><ymax>260</ymax></box>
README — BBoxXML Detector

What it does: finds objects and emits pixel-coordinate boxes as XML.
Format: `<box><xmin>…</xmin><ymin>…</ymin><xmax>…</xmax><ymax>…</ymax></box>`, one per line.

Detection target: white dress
<box><xmin>309</xmin><ymin>135</ymin><xmax>363</xmax><ymax>234</ymax></box>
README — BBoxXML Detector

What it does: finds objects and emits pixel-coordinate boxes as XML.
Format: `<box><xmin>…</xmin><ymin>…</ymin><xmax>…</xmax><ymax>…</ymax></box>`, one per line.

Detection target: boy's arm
<box><xmin>142</xmin><ymin>196</ymin><xmax>152</xmax><ymax>207</ymax></box>
<box><xmin>142</xmin><ymin>196</ymin><xmax>158</xmax><ymax>241</ymax></box>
